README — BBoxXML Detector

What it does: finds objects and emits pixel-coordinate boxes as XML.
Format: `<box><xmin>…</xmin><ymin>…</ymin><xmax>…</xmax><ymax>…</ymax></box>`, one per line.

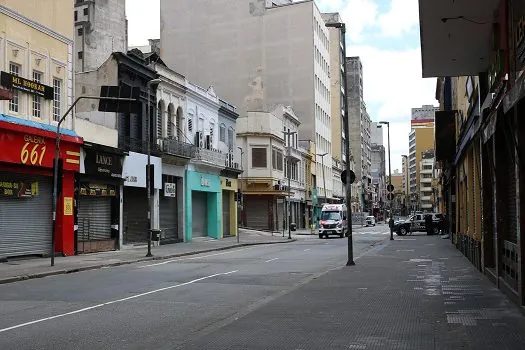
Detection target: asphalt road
<box><xmin>0</xmin><ymin>225</ymin><xmax>391</xmax><ymax>350</ymax></box>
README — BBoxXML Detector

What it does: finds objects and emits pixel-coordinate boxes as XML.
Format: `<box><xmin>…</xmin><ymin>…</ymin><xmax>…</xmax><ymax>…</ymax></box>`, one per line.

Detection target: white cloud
<box><xmin>347</xmin><ymin>44</ymin><xmax>437</xmax><ymax>169</ymax></box>
<box><xmin>377</xmin><ymin>0</ymin><xmax>420</xmax><ymax>38</ymax></box>
<box><xmin>126</xmin><ymin>0</ymin><xmax>160</xmax><ymax>46</ymax></box>
<box><xmin>314</xmin><ymin>0</ymin><xmax>346</xmax><ymax>12</ymax></box>
<box><xmin>339</xmin><ymin>0</ymin><xmax>379</xmax><ymax>43</ymax></box>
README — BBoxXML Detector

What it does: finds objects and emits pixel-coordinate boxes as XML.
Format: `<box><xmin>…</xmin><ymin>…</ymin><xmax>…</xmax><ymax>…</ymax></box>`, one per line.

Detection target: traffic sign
<box><xmin>341</xmin><ymin>170</ymin><xmax>356</xmax><ymax>185</ymax></box>
<box><xmin>387</xmin><ymin>184</ymin><xmax>394</xmax><ymax>192</ymax></box>
<box><xmin>387</xmin><ymin>193</ymin><xmax>395</xmax><ymax>201</ymax></box>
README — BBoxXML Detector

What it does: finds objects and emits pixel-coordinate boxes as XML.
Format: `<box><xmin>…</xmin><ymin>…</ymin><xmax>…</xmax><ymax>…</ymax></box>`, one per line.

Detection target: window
<box><xmin>228</xmin><ymin>128</ymin><xmax>234</xmax><ymax>148</ymax></box>
<box><xmin>272</xmin><ymin>148</ymin><xmax>283</xmax><ymax>171</ymax></box>
<box><xmin>219</xmin><ymin>124</ymin><xmax>226</xmax><ymax>142</ymax></box>
<box><xmin>8</xmin><ymin>62</ymin><xmax>20</xmax><ymax>112</ymax></box>
<box><xmin>74</xmin><ymin>11</ymin><xmax>78</xmax><ymax>21</ymax></box>
<box><xmin>252</xmin><ymin>148</ymin><xmax>267</xmax><ymax>168</ymax></box>
<box><xmin>78</xmin><ymin>51</ymin><xmax>83</xmax><ymax>60</ymax></box>
<box><xmin>78</xmin><ymin>28</ymin><xmax>83</xmax><ymax>36</ymax></box>
<box><xmin>83</xmin><ymin>7</ymin><xmax>88</xmax><ymax>15</ymax></box>
<box><xmin>187</xmin><ymin>118</ymin><xmax>193</xmax><ymax>132</ymax></box>
<box><xmin>156</xmin><ymin>103</ymin><xmax>163</xmax><ymax>138</ymax></box>
<box><xmin>32</xmin><ymin>71</ymin><xmax>42</xmax><ymax>118</ymax></box>
<box><xmin>52</xmin><ymin>78</ymin><xmax>62</xmax><ymax>122</ymax></box>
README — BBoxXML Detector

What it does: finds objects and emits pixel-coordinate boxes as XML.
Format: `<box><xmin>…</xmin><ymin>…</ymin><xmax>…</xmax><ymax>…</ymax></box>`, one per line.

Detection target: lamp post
<box><xmin>284</xmin><ymin>130</ymin><xmax>297</xmax><ymax>240</ymax></box>
<box><xmin>316</xmin><ymin>152</ymin><xmax>328</xmax><ymax>205</ymax></box>
<box><xmin>378</xmin><ymin>121</ymin><xmax>394</xmax><ymax>240</ymax></box>
<box><xmin>146</xmin><ymin>78</ymin><xmax>162</xmax><ymax>257</ymax></box>
<box><xmin>237</xmin><ymin>146</ymin><xmax>244</xmax><ymax>243</ymax></box>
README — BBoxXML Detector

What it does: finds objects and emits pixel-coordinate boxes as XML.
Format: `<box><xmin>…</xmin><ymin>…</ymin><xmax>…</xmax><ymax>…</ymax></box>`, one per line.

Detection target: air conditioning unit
<box><xmin>228</xmin><ymin>152</ymin><xmax>234</xmax><ymax>167</ymax></box>
<box><xmin>206</xmin><ymin>134</ymin><xmax>213</xmax><ymax>150</ymax></box>
<box><xmin>195</xmin><ymin>132</ymin><xmax>204</xmax><ymax>148</ymax></box>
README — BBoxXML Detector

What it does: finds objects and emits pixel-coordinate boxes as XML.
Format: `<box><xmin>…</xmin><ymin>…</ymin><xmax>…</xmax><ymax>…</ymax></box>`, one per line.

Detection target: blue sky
<box><xmin>126</xmin><ymin>0</ymin><xmax>438</xmax><ymax>171</ymax></box>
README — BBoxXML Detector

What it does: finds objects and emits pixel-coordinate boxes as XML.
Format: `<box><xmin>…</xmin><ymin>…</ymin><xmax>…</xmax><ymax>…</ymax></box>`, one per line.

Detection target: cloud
<box><xmin>339</xmin><ymin>0</ymin><xmax>379</xmax><ymax>43</ymax></box>
<box><xmin>376</xmin><ymin>0</ymin><xmax>420</xmax><ymax>38</ymax></box>
<box><xmin>314</xmin><ymin>0</ymin><xmax>346</xmax><ymax>12</ymax></box>
<box><xmin>347</xmin><ymin>44</ymin><xmax>437</xmax><ymax>169</ymax></box>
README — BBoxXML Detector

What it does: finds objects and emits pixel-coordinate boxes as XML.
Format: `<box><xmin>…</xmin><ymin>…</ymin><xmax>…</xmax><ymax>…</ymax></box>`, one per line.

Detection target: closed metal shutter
<box><xmin>123</xmin><ymin>187</ymin><xmax>148</xmax><ymax>244</ymax></box>
<box><xmin>222</xmin><ymin>191</ymin><xmax>231</xmax><ymax>236</ymax></box>
<box><xmin>77</xmin><ymin>196</ymin><xmax>112</xmax><ymax>242</ymax></box>
<box><xmin>160</xmin><ymin>194</ymin><xmax>179</xmax><ymax>241</ymax></box>
<box><xmin>0</xmin><ymin>174</ymin><xmax>52</xmax><ymax>259</ymax></box>
<box><xmin>191</xmin><ymin>191</ymin><xmax>208</xmax><ymax>237</ymax></box>
<box><xmin>246</xmin><ymin>197</ymin><xmax>270</xmax><ymax>230</ymax></box>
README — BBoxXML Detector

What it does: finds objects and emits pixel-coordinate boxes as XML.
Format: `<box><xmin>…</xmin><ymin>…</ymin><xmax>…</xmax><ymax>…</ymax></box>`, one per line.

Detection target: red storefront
<box><xmin>0</xmin><ymin>117</ymin><xmax>82</xmax><ymax>260</ymax></box>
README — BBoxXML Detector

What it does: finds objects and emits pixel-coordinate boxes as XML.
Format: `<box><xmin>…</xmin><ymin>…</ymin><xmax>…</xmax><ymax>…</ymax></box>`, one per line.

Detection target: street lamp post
<box><xmin>146</xmin><ymin>78</ymin><xmax>162</xmax><ymax>257</ymax></box>
<box><xmin>316</xmin><ymin>153</ymin><xmax>328</xmax><ymax>205</ymax></box>
<box><xmin>50</xmin><ymin>95</ymin><xmax>138</xmax><ymax>266</ymax></box>
<box><xmin>378</xmin><ymin>121</ymin><xmax>394</xmax><ymax>241</ymax></box>
<box><xmin>237</xmin><ymin>146</ymin><xmax>245</xmax><ymax>243</ymax></box>
<box><xmin>284</xmin><ymin>130</ymin><xmax>297</xmax><ymax>240</ymax></box>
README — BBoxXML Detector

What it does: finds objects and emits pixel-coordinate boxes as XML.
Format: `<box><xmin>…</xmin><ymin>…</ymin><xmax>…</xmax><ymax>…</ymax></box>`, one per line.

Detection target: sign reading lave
<box><xmin>0</xmin><ymin>71</ymin><xmax>53</xmax><ymax>100</ymax></box>
<box><xmin>84</xmin><ymin>148</ymin><xmax>123</xmax><ymax>178</ymax></box>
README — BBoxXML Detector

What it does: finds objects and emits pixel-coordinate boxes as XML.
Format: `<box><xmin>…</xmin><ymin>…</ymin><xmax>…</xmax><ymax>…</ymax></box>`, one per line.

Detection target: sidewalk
<box><xmin>0</xmin><ymin>231</ymin><xmax>294</xmax><ymax>285</ymax></box>
<box><xmin>182</xmin><ymin>234</ymin><xmax>525</xmax><ymax>350</ymax></box>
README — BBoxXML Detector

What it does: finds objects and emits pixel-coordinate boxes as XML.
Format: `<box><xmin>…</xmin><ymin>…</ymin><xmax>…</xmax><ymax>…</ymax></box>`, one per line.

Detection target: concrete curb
<box><xmin>0</xmin><ymin>239</ymin><xmax>297</xmax><ymax>285</ymax></box>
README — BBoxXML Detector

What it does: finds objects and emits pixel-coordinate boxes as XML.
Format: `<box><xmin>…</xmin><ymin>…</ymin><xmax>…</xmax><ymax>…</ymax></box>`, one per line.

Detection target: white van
<box><xmin>318</xmin><ymin>204</ymin><xmax>347</xmax><ymax>238</ymax></box>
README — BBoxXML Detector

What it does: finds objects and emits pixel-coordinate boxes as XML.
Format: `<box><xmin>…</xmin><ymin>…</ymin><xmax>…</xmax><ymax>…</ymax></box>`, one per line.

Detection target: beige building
<box><xmin>160</xmin><ymin>0</ymin><xmax>335</xmax><ymax>200</ymax></box>
<box><xmin>0</xmin><ymin>1</ymin><xmax>74</xmax><ymax>127</ymax></box>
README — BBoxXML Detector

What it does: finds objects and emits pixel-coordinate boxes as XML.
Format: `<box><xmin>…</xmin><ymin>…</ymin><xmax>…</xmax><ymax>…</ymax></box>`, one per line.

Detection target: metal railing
<box><xmin>158</xmin><ymin>137</ymin><xmax>195</xmax><ymax>159</ymax></box>
<box><xmin>193</xmin><ymin>147</ymin><xmax>227</xmax><ymax>168</ymax></box>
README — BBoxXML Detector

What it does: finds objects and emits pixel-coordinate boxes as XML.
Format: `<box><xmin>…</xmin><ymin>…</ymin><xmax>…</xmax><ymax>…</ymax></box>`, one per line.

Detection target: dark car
<box><xmin>394</xmin><ymin>213</ymin><xmax>443</xmax><ymax>236</ymax></box>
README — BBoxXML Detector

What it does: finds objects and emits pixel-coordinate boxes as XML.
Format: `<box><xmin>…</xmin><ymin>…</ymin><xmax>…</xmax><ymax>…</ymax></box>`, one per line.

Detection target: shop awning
<box><xmin>0</xmin><ymin>113</ymin><xmax>81</xmax><ymax>143</ymax></box>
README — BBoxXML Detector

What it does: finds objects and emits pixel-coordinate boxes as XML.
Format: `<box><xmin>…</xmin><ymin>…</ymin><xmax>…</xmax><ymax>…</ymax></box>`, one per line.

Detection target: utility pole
<box><xmin>283</xmin><ymin>130</ymin><xmax>297</xmax><ymax>240</ymax></box>
<box><xmin>326</xmin><ymin>21</ymin><xmax>354</xmax><ymax>266</ymax></box>
<box><xmin>51</xmin><ymin>94</ymin><xmax>139</xmax><ymax>266</ymax></box>
<box><xmin>146</xmin><ymin>78</ymin><xmax>162</xmax><ymax>257</ymax></box>
<box><xmin>237</xmin><ymin>146</ymin><xmax>244</xmax><ymax>243</ymax></box>
<box><xmin>379</xmin><ymin>121</ymin><xmax>394</xmax><ymax>240</ymax></box>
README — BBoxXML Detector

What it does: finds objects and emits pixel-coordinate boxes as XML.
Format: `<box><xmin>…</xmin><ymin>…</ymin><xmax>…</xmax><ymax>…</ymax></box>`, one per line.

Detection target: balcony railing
<box><xmin>158</xmin><ymin>137</ymin><xmax>195</xmax><ymax>159</ymax></box>
<box><xmin>193</xmin><ymin>147</ymin><xmax>227</xmax><ymax>168</ymax></box>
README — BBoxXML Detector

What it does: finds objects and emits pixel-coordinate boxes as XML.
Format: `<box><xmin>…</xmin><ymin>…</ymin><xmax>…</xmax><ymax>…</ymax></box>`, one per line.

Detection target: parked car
<box><xmin>393</xmin><ymin>213</ymin><xmax>443</xmax><ymax>235</ymax></box>
<box><xmin>365</xmin><ymin>216</ymin><xmax>376</xmax><ymax>227</ymax></box>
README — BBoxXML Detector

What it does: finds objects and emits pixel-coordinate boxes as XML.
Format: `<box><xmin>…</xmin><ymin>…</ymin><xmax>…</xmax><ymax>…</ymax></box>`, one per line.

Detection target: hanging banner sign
<box><xmin>0</xmin><ymin>71</ymin><xmax>54</xmax><ymax>99</ymax></box>
<box><xmin>0</xmin><ymin>180</ymin><xmax>35</xmax><ymax>198</ymax></box>
<box><xmin>79</xmin><ymin>183</ymin><xmax>117</xmax><ymax>197</ymax></box>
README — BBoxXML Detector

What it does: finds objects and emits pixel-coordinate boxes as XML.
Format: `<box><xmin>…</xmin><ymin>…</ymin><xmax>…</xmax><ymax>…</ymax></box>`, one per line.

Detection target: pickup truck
<box><xmin>393</xmin><ymin>213</ymin><xmax>443</xmax><ymax>236</ymax></box>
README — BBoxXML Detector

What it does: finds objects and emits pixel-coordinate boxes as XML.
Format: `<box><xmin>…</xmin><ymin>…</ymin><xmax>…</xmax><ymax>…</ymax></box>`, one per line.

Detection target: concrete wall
<box><xmin>346</xmin><ymin>57</ymin><xmax>364</xmax><ymax>179</ymax></box>
<box><xmin>75</xmin><ymin>0</ymin><xmax>127</xmax><ymax>72</ymax></box>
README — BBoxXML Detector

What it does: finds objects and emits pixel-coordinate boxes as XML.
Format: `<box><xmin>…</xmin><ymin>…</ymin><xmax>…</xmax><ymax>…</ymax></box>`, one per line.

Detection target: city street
<box><xmin>0</xmin><ymin>225</ymin><xmax>390</xmax><ymax>349</ymax></box>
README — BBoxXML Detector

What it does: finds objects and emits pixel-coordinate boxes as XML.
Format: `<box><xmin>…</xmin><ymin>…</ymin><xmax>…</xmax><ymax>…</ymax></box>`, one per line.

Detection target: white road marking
<box><xmin>265</xmin><ymin>258</ymin><xmax>279</xmax><ymax>263</ymax></box>
<box><xmin>139</xmin><ymin>248</ymin><xmax>251</xmax><ymax>268</ymax></box>
<box><xmin>0</xmin><ymin>270</ymin><xmax>238</xmax><ymax>334</ymax></box>
<box><xmin>304</xmin><ymin>249</ymin><xmax>311</xmax><ymax>252</ymax></box>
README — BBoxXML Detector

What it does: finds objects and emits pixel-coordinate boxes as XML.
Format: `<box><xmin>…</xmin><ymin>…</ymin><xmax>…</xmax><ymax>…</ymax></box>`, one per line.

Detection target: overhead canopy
<box><xmin>418</xmin><ymin>0</ymin><xmax>499</xmax><ymax>78</ymax></box>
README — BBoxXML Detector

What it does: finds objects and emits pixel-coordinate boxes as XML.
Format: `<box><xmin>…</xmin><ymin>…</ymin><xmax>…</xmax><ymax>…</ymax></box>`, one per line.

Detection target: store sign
<box><xmin>79</xmin><ymin>183</ymin><xmax>117</xmax><ymax>196</ymax></box>
<box><xmin>122</xmin><ymin>151</ymin><xmax>162</xmax><ymax>189</ymax></box>
<box><xmin>0</xmin><ymin>129</ymin><xmax>81</xmax><ymax>171</ymax></box>
<box><xmin>164</xmin><ymin>182</ymin><xmax>176</xmax><ymax>197</ymax></box>
<box><xmin>0</xmin><ymin>71</ymin><xmax>54</xmax><ymax>99</ymax></box>
<box><xmin>84</xmin><ymin>148</ymin><xmax>123</xmax><ymax>178</ymax></box>
<box><xmin>0</xmin><ymin>180</ymin><xmax>35</xmax><ymax>198</ymax></box>
<box><xmin>200</xmin><ymin>177</ymin><xmax>210</xmax><ymax>187</ymax></box>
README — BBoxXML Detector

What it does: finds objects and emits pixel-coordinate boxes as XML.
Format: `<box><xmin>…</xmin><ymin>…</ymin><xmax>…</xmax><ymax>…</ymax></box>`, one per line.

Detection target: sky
<box><xmin>126</xmin><ymin>0</ymin><xmax>438</xmax><ymax>171</ymax></box>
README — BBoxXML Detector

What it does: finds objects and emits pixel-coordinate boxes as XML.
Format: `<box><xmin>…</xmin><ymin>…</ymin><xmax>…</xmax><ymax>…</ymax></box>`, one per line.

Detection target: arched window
<box><xmin>167</xmin><ymin>103</ymin><xmax>175</xmax><ymax>137</ymax></box>
<box><xmin>219</xmin><ymin>123</ymin><xmax>226</xmax><ymax>142</ymax></box>
<box><xmin>176</xmin><ymin>107</ymin><xmax>183</xmax><ymax>140</ymax></box>
<box><xmin>157</xmin><ymin>100</ymin><xmax>165</xmax><ymax>139</ymax></box>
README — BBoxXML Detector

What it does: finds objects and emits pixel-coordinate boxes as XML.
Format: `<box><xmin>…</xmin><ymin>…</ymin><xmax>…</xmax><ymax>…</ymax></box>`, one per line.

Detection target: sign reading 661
<box><xmin>20</xmin><ymin>135</ymin><xmax>47</xmax><ymax>166</ymax></box>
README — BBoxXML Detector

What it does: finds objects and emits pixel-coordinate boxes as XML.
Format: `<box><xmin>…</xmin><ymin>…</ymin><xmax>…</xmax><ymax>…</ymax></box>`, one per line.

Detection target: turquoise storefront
<box><xmin>185</xmin><ymin>170</ymin><xmax>221</xmax><ymax>241</ymax></box>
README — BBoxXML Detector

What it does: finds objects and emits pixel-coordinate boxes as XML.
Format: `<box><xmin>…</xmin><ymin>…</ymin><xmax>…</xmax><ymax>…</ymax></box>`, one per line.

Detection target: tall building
<box><xmin>160</xmin><ymin>0</ymin><xmax>334</xmax><ymax>200</ymax></box>
<box><xmin>419</xmin><ymin>150</ymin><xmax>435</xmax><ymax>211</ymax></box>
<box><xmin>402</xmin><ymin>155</ymin><xmax>409</xmax><ymax>197</ymax></box>
<box><xmin>322</xmin><ymin>12</ymin><xmax>347</xmax><ymax>200</ymax></box>
<box><xmin>371</xmin><ymin>122</ymin><xmax>384</xmax><ymax>146</ymax></box>
<box><xmin>408</xmin><ymin>124</ymin><xmax>434</xmax><ymax>211</ymax></box>
<box><xmin>0</xmin><ymin>0</ymin><xmax>82</xmax><ymax>259</ymax></box>
<box><xmin>74</xmin><ymin>0</ymin><xmax>127</xmax><ymax>72</ymax></box>
<box><xmin>346</xmin><ymin>56</ymin><xmax>372</xmax><ymax>210</ymax></box>
<box><xmin>411</xmin><ymin>104</ymin><xmax>439</xmax><ymax>123</ymax></box>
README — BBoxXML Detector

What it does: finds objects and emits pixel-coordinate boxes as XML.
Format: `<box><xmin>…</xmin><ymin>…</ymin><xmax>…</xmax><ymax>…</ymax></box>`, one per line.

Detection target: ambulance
<box><xmin>318</xmin><ymin>204</ymin><xmax>347</xmax><ymax>238</ymax></box>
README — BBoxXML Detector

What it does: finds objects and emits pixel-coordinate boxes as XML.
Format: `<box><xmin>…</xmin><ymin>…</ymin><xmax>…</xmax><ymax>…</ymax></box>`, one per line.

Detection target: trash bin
<box><xmin>290</xmin><ymin>223</ymin><xmax>297</xmax><ymax>231</ymax></box>
<box><xmin>149</xmin><ymin>229</ymin><xmax>162</xmax><ymax>242</ymax></box>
